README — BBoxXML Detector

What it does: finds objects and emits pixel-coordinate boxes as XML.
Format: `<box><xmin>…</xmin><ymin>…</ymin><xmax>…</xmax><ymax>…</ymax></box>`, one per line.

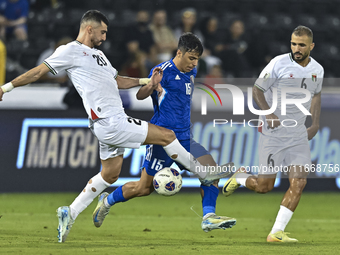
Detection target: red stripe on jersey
<box><xmin>91</xmin><ymin>109</ymin><xmax>99</xmax><ymax>120</ymax></box>
<box><xmin>258</xmin><ymin>126</ymin><xmax>262</xmax><ymax>133</ymax></box>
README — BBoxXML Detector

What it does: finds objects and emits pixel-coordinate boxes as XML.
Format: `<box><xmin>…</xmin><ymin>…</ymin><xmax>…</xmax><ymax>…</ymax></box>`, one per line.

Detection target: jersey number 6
<box><xmin>267</xmin><ymin>154</ymin><xmax>275</xmax><ymax>168</ymax></box>
<box><xmin>301</xmin><ymin>78</ymin><xmax>307</xmax><ymax>89</ymax></box>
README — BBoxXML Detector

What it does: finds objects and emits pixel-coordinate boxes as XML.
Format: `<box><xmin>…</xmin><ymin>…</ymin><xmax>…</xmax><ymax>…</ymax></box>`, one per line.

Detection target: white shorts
<box><xmin>90</xmin><ymin>114</ymin><xmax>148</xmax><ymax>160</ymax></box>
<box><xmin>258</xmin><ymin>134</ymin><xmax>311</xmax><ymax>175</ymax></box>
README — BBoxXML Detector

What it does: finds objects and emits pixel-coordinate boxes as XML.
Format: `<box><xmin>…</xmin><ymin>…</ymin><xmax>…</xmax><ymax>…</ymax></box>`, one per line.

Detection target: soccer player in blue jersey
<box><xmin>93</xmin><ymin>32</ymin><xmax>236</xmax><ymax>232</ymax></box>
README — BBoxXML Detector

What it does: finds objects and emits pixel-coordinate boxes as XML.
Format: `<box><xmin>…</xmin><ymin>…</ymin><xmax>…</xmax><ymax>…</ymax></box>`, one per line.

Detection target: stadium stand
<box><xmin>3</xmin><ymin>0</ymin><xmax>340</xmax><ymax>83</ymax></box>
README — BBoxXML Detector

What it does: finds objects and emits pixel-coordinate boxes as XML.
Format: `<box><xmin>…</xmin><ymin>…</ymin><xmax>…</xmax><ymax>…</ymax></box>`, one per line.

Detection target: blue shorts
<box><xmin>143</xmin><ymin>139</ymin><xmax>209</xmax><ymax>176</ymax></box>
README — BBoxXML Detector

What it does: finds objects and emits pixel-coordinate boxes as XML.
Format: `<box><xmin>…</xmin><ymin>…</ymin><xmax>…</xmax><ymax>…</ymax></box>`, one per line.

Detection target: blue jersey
<box><xmin>148</xmin><ymin>59</ymin><xmax>196</xmax><ymax>140</ymax></box>
<box><xmin>0</xmin><ymin>0</ymin><xmax>29</xmax><ymax>20</ymax></box>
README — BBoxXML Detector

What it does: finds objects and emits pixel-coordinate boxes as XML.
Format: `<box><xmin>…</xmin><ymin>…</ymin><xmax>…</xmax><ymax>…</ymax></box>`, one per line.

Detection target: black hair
<box><xmin>292</xmin><ymin>25</ymin><xmax>313</xmax><ymax>41</ymax></box>
<box><xmin>81</xmin><ymin>10</ymin><xmax>109</xmax><ymax>27</ymax></box>
<box><xmin>178</xmin><ymin>32</ymin><xmax>203</xmax><ymax>56</ymax></box>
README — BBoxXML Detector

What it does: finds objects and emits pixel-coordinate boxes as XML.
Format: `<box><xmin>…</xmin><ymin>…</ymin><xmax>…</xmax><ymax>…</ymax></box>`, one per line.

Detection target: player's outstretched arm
<box><xmin>116</xmin><ymin>76</ymin><xmax>141</xmax><ymax>89</ymax></box>
<box><xmin>136</xmin><ymin>67</ymin><xmax>163</xmax><ymax>100</ymax></box>
<box><xmin>307</xmin><ymin>92</ymin><xmax>321</xmax><ymax>140</ymax></box>
<box><xmin>0</xmin><ymin>63</ymin><xmax>50</xmax><ymax>101</ymax></box>
<box><xmin>136</xmin><ymin>82</ymin><xmax>163</xmax><ymax>100</ymax></box>
<box><xmin>252</xmin><ymin>85</ymin><xmax>280</xmax><ymax>129</ymax></box>
<box><xmin>117</xmin><ymin>73</ymin><xmax>155</xmax><ymax>90</ymax></box>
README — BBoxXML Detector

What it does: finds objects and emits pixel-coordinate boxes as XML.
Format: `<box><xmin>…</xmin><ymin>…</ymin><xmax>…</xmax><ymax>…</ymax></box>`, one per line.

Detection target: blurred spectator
<box><xmin>200</xmin><ymin>16</ymin><xmax>222</xmax><ymax>55</ymax></box>
<box><xmin>120</xmin><ymin>41</ymin><xmax>148</xmax><ymax>78</ymax></box>
<box><xmin>0</xmin><ymin>0</ymin><xmax>29</xmax><ymax>41</ymax></box>
<box><xmin>124</xmin><ymin>10</ymin><xmax>157</xmax><ymax>70</ymax></box>
<box><xmin>204</xmin><ymin>65</ymin><xmax>224</xmax><ymax>86</ymax></box>
<box><xmin>199</xmin><ymin>16</ymin><xmax>223</xmax><ymax>75</ymax></box>
<box><xmin>217</xmin><ymin>19</ymin><xmax>252</xmax><ymax>77</ymax></box>
<box><xmin>30</xmin><ymin>0</ymin><xmax>60</xmax><ymax>10</ymax></box>
<box><xmin>0</xmin><ymin>38</ymin><xmax>5</xmax><ymax>83</ymax></box>
<box><xmin>149</xmin><ymin>10</ymin><xmax>177</xmax><ymax>63</ymax></box>
<box><xmin>174</xmin><ymin>8</ymin><xmax>204</xmax><ymax>44</ymax></box>
<box><xmin>36</xmin><ymin>36</ymin><xmax>72</xmax><ymax>85</ymax></box>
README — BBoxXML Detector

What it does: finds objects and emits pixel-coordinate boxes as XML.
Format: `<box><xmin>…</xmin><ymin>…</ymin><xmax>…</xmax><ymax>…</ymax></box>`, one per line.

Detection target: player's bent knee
<box><xmin>255</xmin><ymin>178</ymin><xmax>275</xmax><ymax>193</ymax></box>
<box><xmin>255</xmin><ymin>183</ymin><xmax>274</xmax><ymax>194</ymax></box>
<box><xmin>101</xmin><ymin>172</ymin><xmax>119</xmax><ymax>184</ymax></box>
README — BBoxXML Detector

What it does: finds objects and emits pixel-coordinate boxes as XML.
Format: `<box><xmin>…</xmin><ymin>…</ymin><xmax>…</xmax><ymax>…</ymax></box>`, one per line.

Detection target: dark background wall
<box><xmin>1</xmin><ymin>107</ymin><xmax>339</xmax><ymax>192</ymax></box>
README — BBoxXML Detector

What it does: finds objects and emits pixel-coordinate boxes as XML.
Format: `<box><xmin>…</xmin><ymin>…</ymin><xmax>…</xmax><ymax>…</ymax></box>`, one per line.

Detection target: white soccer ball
<box><xmin>153</xmin><ymin>167</ymin><xmax>182</xmax><ymax>196</ymax></box>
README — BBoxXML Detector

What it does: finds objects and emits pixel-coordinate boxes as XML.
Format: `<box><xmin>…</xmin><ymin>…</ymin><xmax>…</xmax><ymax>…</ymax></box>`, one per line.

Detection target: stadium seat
<box><xmin>21</xmin><ymin>0</ymin><xmax>340</xmax><ymax>78</ymax></box>
<box><xmin>5</xmin><ymin>40</ymin><xmax>30</xmax><ymax>61</ymax></box>
<box><xmin>296</xmin><ymin>14</ymin><xmax>318</xmax><ymax>29</ymax></box>
<box><xmin>246</xmin><ymin>13</ymin><xmax>269</xmax><ymax>30</ymax></box>
<box><xmin>219</xmin><ymin>12</ymin><xmax>243</xmax><ymax>29</ymax></box>
<box><xmin>19</xmin><ymin>52</ymin><xmax>40</xmax><ymax>70</ymax></box>
<box><xmin>267</xmin><ymin>41</ymin><xmax>289</xmax><ymax>57</ymax></box>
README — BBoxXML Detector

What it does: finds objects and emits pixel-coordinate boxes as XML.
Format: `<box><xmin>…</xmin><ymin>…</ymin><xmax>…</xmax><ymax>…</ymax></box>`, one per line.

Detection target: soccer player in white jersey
<box><xmin>0</xmin><ymin>10</ymin><xmax>231</xmax><ymax>242</ymax></box>
<box><xmin>223</xmin><ymin>25</ymin><xmax>323</xmax><ymax>242</ymax></box>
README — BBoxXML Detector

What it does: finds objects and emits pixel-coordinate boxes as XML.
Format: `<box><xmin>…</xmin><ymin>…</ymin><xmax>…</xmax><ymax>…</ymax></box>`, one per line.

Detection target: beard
<box><xmin>292</xmin><ymin>50</ymin><xmax>309</xmax><ymax>63</ymax></box>
<box><xmin>93</xmin><ymin>40</ymin><xmax>104</xmax><ymax>49</ymax></box>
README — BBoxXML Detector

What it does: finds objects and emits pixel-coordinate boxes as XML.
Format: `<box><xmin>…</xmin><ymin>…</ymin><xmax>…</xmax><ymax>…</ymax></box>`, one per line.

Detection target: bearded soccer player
<box><xmin>0</xmin><ymin>10</ymin><xmax>232</xmax><ymax>242</ymax></box>
<box><xmin>223</xmin><ymin>25</ymin><xmax>323</xmax><ymax>242</ymax></box>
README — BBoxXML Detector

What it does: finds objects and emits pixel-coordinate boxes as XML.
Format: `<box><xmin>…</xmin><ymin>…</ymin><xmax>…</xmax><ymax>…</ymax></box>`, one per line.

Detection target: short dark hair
<box><xmin>292</xmin><ymin>25</ymin><xmax>313</xmax><ymax>41</ymax></box>
<box><xmin>81</xmin><ymin>10</ymin><xmax>109</xmax><ymax>27</ymax></box>
<box><xmin>178</xmin><ymin>32</ymin><xmax>203</xmax><ymax>56</ymax></box>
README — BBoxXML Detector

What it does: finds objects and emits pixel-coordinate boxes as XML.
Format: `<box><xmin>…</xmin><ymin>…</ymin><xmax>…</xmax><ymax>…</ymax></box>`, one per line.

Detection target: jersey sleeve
<box><xmin>315</xmin><ymin>67</ymin><xmax>324</xmax><ymax>94</ymax></box>
<box><xmin>43</xmin><ymin>45</ymin><xmax>74</xmax><ymax>75</ymax></box>
<box><xmin>254</xmin><ymin>58</ymin><xmax>278</xmax><ymax>92</ymax></box>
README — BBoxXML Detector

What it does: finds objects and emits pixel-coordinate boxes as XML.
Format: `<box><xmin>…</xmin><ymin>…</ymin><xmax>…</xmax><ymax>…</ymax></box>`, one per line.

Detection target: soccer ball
<box><xmin>153</xmin><ymin>167</ymin><xmax>182</xmax><ymax>196</ymax></box>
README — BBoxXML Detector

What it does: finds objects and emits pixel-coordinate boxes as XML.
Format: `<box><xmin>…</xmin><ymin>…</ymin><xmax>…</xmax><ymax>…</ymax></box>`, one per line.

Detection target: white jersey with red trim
<box><xmin>254</xmin><ymin>53</ymin><xmax>324</xmax><ymax>137</ymax></box>
<box><xmin>44</xmin><ymin>40</ymin><xmax>124</xmax><ymax>119</ymax></box>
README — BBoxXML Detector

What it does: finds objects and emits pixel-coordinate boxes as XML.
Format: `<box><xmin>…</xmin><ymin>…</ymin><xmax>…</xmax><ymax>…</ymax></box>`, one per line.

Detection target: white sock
<box><xmin>235</xmin><ymin>173</ymin><xmax>251</xmax><ymax>186</ymax></box>
<box><xmin>163</xmin><ymin>139</ymin><xmax>206</xmax><ymax>178</ymax></box>
<box><xmin>271</xmin><ymin>205</ymin><xmax>293</xmax><ymax>234</ymax></box>
<box><xmin>69</xmin><ymin>173</ymin><xmax>111</xmax><ymax>220</ymax></box>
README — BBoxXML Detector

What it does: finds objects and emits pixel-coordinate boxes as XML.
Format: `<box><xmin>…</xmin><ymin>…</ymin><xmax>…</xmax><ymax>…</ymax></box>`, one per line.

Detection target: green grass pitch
<box><xmin>0</xmin><ymin>192</ymin><xmax>339</xmax><ymax>255</ymax></box>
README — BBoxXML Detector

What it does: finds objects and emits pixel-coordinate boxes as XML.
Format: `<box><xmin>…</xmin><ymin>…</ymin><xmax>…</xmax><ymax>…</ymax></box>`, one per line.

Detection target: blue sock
<box><xmin>107</xmin><ymin>186</ymin><xmax>128</xmax><ymax>206</ymax></box>
<box><xmin>201</xmin><ymin>184</ymin><xmax>219</xmax><ymax>217</ymax></box>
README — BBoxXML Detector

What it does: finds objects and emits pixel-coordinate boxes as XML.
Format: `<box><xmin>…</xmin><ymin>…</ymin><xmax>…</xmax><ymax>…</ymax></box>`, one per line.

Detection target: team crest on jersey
<box><xmin>312</xmin><ymin>73</ymin><xmax>317</xmax><ymax>82</ymax></box>
<box><xmin>263</xmin><ymin>73</ymin><xmax>270</xmax><ymax>81</ymax></box>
